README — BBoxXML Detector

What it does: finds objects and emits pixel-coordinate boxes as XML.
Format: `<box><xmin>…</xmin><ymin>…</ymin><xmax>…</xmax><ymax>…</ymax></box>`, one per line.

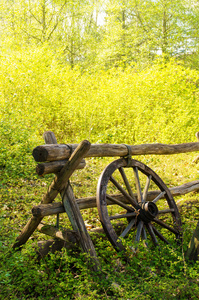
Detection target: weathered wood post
<box><xmin>185</xmin><ymin>222</ymin><xmax>199</xmax><ymax>261</ymax></box>
<box><xmin>185</xmin><ymin>132</ymin><xmax>199</xmax><ymax>261</ymax></box>
<box><xmin>42</xmin><ymin>131</ymin><xmax>100</xmax><ymax>271</ymax></box>
<box><xmin>193</xmin><ymin>132</ymin><xmax>199</xmax><ymax>163</ymax></box>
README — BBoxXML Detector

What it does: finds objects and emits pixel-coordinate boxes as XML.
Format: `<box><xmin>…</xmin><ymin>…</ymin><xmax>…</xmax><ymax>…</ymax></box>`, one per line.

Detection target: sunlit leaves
<box><xmin>0</xmin><ymin>48</ymin><xmax>199</xmax><ymax>182</ymax></box>
<box><xmin>1</xmin><ymin>0</ymin><xmax>199</xmax><ymax>69</ymax></box>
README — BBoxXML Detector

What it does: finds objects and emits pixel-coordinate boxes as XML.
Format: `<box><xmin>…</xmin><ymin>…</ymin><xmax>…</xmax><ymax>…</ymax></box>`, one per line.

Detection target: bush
<box><xmin>1</xmin><ymin>48</ymin><xmax>199</xmax><ymax>182</ymax></box>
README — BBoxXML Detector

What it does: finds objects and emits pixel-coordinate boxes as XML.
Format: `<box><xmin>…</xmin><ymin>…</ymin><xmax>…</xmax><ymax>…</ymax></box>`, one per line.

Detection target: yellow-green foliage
<box><xmin>0</xmin><ymin>46</ymin><xmax>199</xmax><ymax>180</ymax></box>
<box><xmin>1</xmin><ymin>47</ymin><xmax>199</xmax><ymax>300</ymax></box>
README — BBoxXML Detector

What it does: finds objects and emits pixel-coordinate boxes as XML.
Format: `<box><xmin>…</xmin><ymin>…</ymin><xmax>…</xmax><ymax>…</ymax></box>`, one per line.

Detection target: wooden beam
<box><xmin>32</xmin><ymin>202</ymin><xmax>65</xmax><ymax>217</ymax></box>
<box><xmin>33</xmin><ymin>142</ymin><xmax>199</xmax><ymax>162</ymax></box>
<box><xmin>41</xmin><ymin>140</ymin><xmax>90</xmax><ymax>204</ymax></box>
<box><xmin>36</xmin><ymin>159</ymin><xmax>86</xmax><ymax>176</ymax></box>
<box><xmin>43</xmin><ymin>131</ymin><xmax>100</xmax><ymax>272</ymax></box>
<box><xmin>32</xmin><ymin>179</ymin><xmax>199</xmax><ymax>217</ymax></box>
<box><xmin>62</xmin><ymin>182</ymin><xmax>100</xmax><ymax>271</ymax></box>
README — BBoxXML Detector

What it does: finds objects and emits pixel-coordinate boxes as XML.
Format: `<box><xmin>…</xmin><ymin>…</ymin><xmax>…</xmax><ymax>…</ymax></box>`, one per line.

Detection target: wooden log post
<box><xmin>185</xmin><ymin>221</ymin><xmax>199</xmax><ymax>262</ymax></box>
<box><xmin>197</xmin><ymin>132</ymin><xmax>199</xmax><ymax>142</ymax></box>
<box><xmin>193</xmin><ymin>132</ymin><xmax>199</xmax><ymax>164</ymax></box>
<box><xmin>184</xmin><ymin>131</ymin><xmax>199</xmax><ymax>261</ymax></box>
<box><xmin>43</xmin><ymin>131</ymin><xmax>100</xmax><ymax>272</ymax></box>
<box><xmin>13</xmin><ymin>136</ymin><xmax>92</xmax><ymax>250</ymax></box>
<box><xmin>186</xmin><ymin>132</ymin><xmax>199</xmax><ymax>261</ymax></box>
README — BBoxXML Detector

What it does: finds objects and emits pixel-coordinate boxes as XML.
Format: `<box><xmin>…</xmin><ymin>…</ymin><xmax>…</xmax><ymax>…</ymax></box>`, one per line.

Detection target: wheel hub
<box><xmin>138</xmin><ymin>202</ymin><xmax>158</xmax><ymax>223</ymax></box>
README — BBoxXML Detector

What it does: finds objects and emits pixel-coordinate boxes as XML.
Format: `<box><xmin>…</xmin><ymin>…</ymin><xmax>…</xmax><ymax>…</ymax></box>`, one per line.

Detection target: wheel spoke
<box><xmin>119</xmin><ymin>167</ymin><xmax>137</xmax><ymax>202</ymax></box>
<box><xmin>119</xmin><ymin>218</ymin><xmax>136</xmax><ymax>238</ymax></box>
<box><xmin>135</xmin><ymin>220</ymin><xmax>144</xmax><ymax>243</ymax></box>
<box><xmin>153</xmin><ymin>218</ymin><xmax>179</xmax><ymax>234</ymax></box>
<box><xmin>106</xmin><ymin>194</ymin><xmax>135</xmax><ymax>212</ymax></box>
<box><xmin>146</xmin><ymin>223</ymin><xmax>159</xmax><ymax>246</ymax></box>
<box><xmin>151</xmin><ymin>224</ymin><xmax>170</xmax><ymax>245</ymax></box>
<box><xmin>152</xmin><ymin>191</ymin><xmax>166</xmax><ymax>203</ymax></box>
<box><xmin>158</xmin><ymin>208</ymin><xmax>174</xmax><ymax>214</ymax></box>
<box><xmin>133</xmin><ymin>167</ymin><xmax>143</xmax><ymax>203</ymax></box>
<box><xmin>141</xmin><ymin>225</ymin><xmax>148</xmax><ymax>247</ymax></box>
<box><xmin>142</xmin><ymin>175</ymin><xmax>152</xmax><ymax>203</ymax></box>
<box><xmin>109</xmin><ymin>212</ymin><xmax>136</xmax><ymax>220</ymax></box>
<box><xmin>110</xmin><ymin>176</ymin><xmax>138</xmax><ymax>208</ymax></box>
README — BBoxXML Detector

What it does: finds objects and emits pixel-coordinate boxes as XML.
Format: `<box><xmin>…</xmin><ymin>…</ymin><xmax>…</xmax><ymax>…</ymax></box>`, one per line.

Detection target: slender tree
<box><xmin>96</xmin><ymin>0</ymin><xmax>193</xmax><ymax>68</ymax></box>
<box><xmin>0</xmin><ymin>0</ymin><xmax>198</xmax><ymax>69</ymax></box>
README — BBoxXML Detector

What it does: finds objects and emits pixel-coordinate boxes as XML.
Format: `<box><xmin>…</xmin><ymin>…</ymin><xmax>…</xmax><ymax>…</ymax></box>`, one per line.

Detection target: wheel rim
<box><xmin>96</xmin><ymin>158</ymin><xmax>182</xmax><ymax>252</ymax></box>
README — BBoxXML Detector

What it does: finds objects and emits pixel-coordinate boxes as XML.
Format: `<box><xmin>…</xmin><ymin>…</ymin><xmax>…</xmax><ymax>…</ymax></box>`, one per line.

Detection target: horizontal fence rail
<box><xmin>33</xmin><ymin>142</ymin><xmax>199</xmax><ymax>162</ymax></box>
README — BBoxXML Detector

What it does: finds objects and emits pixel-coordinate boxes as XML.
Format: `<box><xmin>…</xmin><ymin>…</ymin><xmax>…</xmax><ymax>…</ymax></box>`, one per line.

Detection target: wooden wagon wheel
<box><xmin>96</xmin><ymin>158</ymin><xmax>182</xmax><ymax>252</ymax></box>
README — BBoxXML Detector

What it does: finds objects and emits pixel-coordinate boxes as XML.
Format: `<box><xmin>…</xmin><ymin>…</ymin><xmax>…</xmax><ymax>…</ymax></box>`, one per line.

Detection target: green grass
<box><xmin>1</xmin><ymin>154</ymin><xmax>199</xmax><ymax>299</ymax></box>
<box><xmin>1</xmin><ymin>48</ymin><xmax>199</xmax><ymax>299</ymax></box>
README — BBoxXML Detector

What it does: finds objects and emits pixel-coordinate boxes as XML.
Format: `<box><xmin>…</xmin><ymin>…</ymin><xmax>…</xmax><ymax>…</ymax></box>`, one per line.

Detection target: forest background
<box><xmin>1</xmin><ymin>0</ymin><xmax>199</xmax><ymax>299</ymax></box>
